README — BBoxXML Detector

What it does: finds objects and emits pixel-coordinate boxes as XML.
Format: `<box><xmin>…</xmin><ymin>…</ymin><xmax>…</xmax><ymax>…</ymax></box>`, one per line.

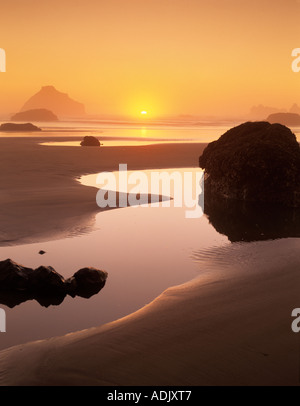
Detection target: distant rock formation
<box><xmin>250</xmin><ymin>104</ymin><xmax>300</xmax><ymax>121</ymax></box>
<box><xmin>0</xmin><ymin>122</ymin><xmax>42</xmax><ymax>132</ymax></box>
<box><xmin>20</xmin><ymin>86</ymin><xmax>85</xmax><ymax>118</ymax></box>
<box><xmin>199</xmin><ymin>121</ymin><xmax>300</xmax><ymax>207</ymax></box>
<box><xmin>80</xmin><ymin>136</ymin><xmax>100</xmax><ymax>146</ymax></box>
<box><xmin>267</xmin><ymin>112</ymin><xmax>300</xmax><ymax>126</ymax></box>
<box><xmin>11</xmin><ymin>108</ymin><xmax>58</xmax><ymax>122</ymax></box>
<box><xmin>249</xmin><ymin>105</ymin><xmax>285</xmax><ymax>120</ymax></box>
<box><xmin>0</xmin><ymin>259</ymin><xmax>108</xmax><ymax>308</ymax></box>
<box><xmin>289</xmin><ymin>103</ymin><xmax>300</xmax><ymax>115</ymax></box>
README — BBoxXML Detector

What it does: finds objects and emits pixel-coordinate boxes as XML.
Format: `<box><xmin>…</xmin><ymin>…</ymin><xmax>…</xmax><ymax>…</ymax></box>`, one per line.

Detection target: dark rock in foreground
<box><xmin>80</xmin><ymin>136</ymin><xmax>100</xmax><ymax>147</ymax></box>
<box><xmin>11</xmin><ymin>108</ymin><xmax>59</xmax><ymax>122</ymax></box>
<box><xmin>0</xmin><ymin>259</ymin><xmax>108</xmax><ymax>308</ymax></box>
<box><xmin>199</xmin><ymin>121</ymin><xmax>300</xmax><ymax>207</ymax></box>
<box><xmin>0</xmin><ymin>122</ymin><xmax>42</xmax><ymax>132</ymax></box>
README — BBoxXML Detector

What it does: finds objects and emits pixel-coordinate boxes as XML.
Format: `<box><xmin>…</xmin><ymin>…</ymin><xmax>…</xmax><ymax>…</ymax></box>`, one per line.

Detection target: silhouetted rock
<box><xmin>66</xmin><ymin>268</ymin><xmax>108</xmax><ymax>298</ymax></box>
<box><xmin>80</xmin><ymin>136</ymin><xmax>100</xmax><ymax>146</ymax></box>
<box><xmin>0</xmin><ymin>259</ymin><xmax>108</xmax><ymax>308</ymax></box>
<box><xmin>20</xmin><ymin>86</ymin><xmax>85</xmax><ymax>118</ymax></box>
<box><xmin>11</xmin><ymin>108</ymin><xmax>59</xmax><ymax>122</ymax></box>
<box><xmin>30</xmin><ymin>266</ymin><xmax>66</xmax><ymax>294</ymax></box>
<box><xmin>0</xmin><ymin>122</ymin><xmax>42</xmax><ymax>132</ymax></box>
<box><xmin>267</xmin><ymin>112</ymin><xmax>300</xmax><ymax>126</ymax></box>
<box><xmin>199</xmin><ymin>121</ymin><xmax>300</xmax><ymax>207</ymax></box>
<box><xmin>0</xmin><ymin>259</ymin><xmax>33</xmax><ymax>291</ymax></box>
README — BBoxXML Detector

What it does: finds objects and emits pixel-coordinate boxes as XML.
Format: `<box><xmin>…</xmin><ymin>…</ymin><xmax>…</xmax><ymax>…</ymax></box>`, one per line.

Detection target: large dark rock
<box><xmin>80</xmin><ymin>136</ymin><xmax>100</xmax><ymax>147</ymax></box>
<box><xmin>199</xmin><ymin>121</ymin><xmax>300</xmax><ymax>207</ymax></box>
<box><xmin>0</xmin><ymin>122</ymin><xmax>42</xmax><ymax>132</ymax></box>
<box><xmin>11</xmin><ymin>108</ymin><xmax>59</xmax><ymax>122</ymax></box>
<box><xmin>0</xmin><ymin>259</ymin><xmax>108</xmax><ymax>308</ymax></box>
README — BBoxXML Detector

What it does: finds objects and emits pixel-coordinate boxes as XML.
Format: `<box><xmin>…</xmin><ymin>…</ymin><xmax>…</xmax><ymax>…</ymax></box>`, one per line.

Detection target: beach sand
<box><xmin>0</xmin><ymin>138</ymin><xmax>203</xmax><ymax>245</ymax></box>
<box><xmin>0</xmin><ymin>137</ymin><xmax>299</xmax><ymax>386</ymax></box>
<box><xmin>0</xmin><ymin>239</ymin><xmax>299</xmax><ymax>386</ymax></box>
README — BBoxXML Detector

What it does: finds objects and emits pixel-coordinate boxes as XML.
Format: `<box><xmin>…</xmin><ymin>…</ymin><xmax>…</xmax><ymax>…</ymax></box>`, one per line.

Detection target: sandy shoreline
<box><xmin>0</xmin><ymin>137</ymin><xmax>299</xmax><ymax>386</ymax></box>
<box><xmin>0</xmin><ymin>239</ymin><xmax>300</xmax><ymax>386</ymax></box>
<box><xmin>0</xmin><ymin>137</ymin><xmax>204</xmax><ymax>245</ymax></box>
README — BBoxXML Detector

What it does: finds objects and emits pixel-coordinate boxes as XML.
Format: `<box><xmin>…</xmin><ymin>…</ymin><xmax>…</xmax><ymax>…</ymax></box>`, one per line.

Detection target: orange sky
<box><xmin>0</xmin><ymin>0</ymin><xmax>300</xmax><ymax>119</ymax></box>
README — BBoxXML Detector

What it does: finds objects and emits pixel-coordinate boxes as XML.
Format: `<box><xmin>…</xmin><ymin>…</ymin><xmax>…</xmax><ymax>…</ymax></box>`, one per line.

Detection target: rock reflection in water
<box><xmin>203</xmin><ymin>193</ymin><xmax>300</xmax><ymax>242</ymax></box>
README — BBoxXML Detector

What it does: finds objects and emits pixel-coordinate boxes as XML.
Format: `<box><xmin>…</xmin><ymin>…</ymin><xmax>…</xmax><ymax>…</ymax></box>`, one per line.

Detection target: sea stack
<box><xmin>20</xmin><ymin>86</ymin><xmax>85</xmax><ymax>118</ymax></box>
<box><xmin>0</xmin><ymin>122</ymin><xmax>42</xmax><ymax>132</ymax></box>
<box><xmin>266</xmin><ymin>112</ymin><xmax>300</xmax><ymax>126</ymax></box>
<box><xmin>11</xmin><ymin>108</ymin><xmax>59</xmax><ymax>122</ymax></box>
<box><xmin>199</xmin><ymin>121</ymin><xmax>300</xmax><ymax>207</ymax></box>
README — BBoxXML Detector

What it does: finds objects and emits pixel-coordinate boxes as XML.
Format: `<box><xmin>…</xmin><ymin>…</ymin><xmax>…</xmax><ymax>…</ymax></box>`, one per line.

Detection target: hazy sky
<box><xmin>1</xmin><ymin>0</ymin><xmax>300</xmax><ymax>119</ymax></box>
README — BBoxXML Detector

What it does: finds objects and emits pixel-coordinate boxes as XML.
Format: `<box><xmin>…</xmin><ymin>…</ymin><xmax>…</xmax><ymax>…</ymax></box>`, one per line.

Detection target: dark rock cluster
<box><xmin>0</xmin><ymin>259</ymin><xmax>108</xmax><ymax>308</ymax></box>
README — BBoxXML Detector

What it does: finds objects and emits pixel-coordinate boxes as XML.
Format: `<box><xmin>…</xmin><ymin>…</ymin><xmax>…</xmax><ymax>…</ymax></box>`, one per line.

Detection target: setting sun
<box><xmin>141</xmin><ymin>111</ymin><xmax>147</xmax><ymax>115</ymax></box>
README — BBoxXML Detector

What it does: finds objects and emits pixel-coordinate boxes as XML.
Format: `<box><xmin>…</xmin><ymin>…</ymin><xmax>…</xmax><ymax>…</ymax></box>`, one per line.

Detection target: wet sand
<box><xmin>0</xmin><ymin>239</ymin><xmax>299</xmax><ymax>386</ymax></box>
<box><xmin>0</xmin><ymin>137</ymin><xmax>204</xmax><ymax>245</ymax></box>
<box><xmin>0</xmin><ymin>137</ymin><xmax>299</xmax><ymax>386</ymax></box>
